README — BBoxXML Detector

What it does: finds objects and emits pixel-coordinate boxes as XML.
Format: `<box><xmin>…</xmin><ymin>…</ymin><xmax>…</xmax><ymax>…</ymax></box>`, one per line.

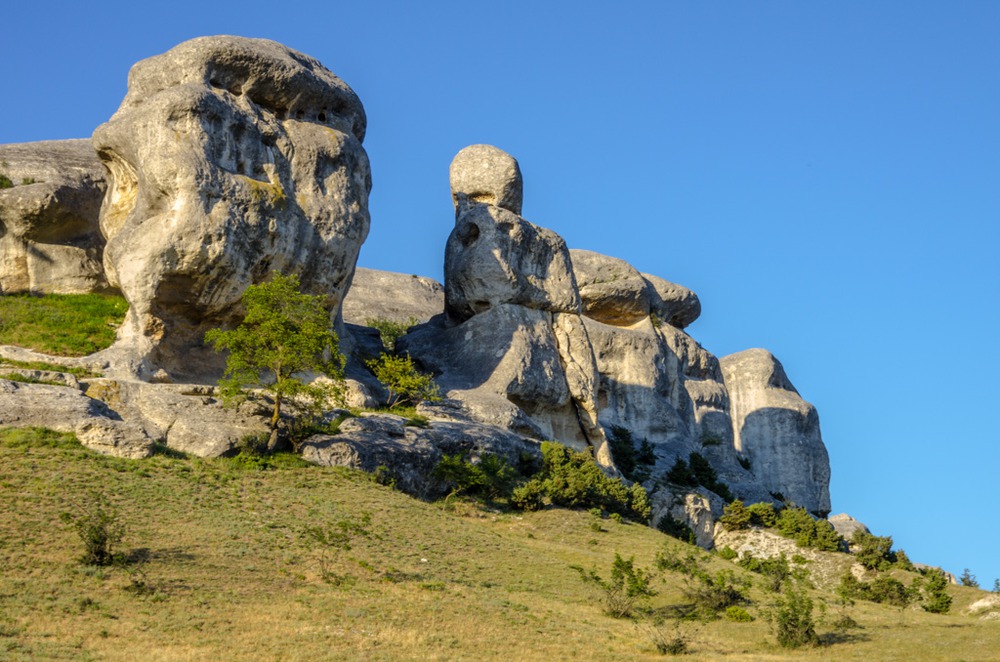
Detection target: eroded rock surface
<box><xmin>720</xmin><ymin>349</ymin><xmax>831</xmax><ymax>516</ymax></box>
<box><xmin>341</xmin><ymin>267</ymin><xmax>443</xmax><ymax>326</ymax></box>
<box><xmin>0</xmin><ymin>140</ymin><xmax>109</xmax><ymax>294</ymax></box>
<box><xmin>92</xmin><ymin>36</ymin><xmax>371</xmax><ymax>380</ymax></box>
<box><xmin>571</xmin><ymin>249</ymin><xmax>651</xmax><ymax>326</ymax></box>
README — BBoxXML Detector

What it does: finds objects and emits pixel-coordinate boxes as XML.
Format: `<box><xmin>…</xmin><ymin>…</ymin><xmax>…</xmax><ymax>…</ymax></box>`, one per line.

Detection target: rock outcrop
<box><xmin>92</xmin><ymin>36</ymin><xmax>371</xmax><ymax>381</ymax></box>
<box><xmin>0</xmin><ymin>140</ymin><xmax>109</xmax><ymax>294</ymax></box>
<box><xmin>341</xmin><ymin>267</ymin><xmax>443</xmax><ymax>326</ymax></box>
<box><xmin>720</xmin><ymin>349</ymin><xmax>831</xmax><ymax>516</ymax></box>
<box><xmin>402</xmin><ymin>145</ymin><xmax>611</xmax><ymax>465</ymax></box>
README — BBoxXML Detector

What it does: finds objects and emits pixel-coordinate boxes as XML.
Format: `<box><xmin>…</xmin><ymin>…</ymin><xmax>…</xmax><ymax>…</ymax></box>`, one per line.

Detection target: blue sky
<box><xmin>3</xmin><ymin>1</ymin><xmax>998</xmax><ymax>586</ymax></box>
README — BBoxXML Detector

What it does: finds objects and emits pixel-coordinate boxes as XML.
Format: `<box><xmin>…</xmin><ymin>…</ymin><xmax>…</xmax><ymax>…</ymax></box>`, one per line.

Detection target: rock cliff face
<box><xmin>0</xmin><ymin>140</ymin><xmax>108</xmax><ymax>294</ymax></box>
<box><xmin>92</xmin><ymin>36</ymin><xmax>371</xmax><ymax>381</ymax></box>
<box><xmin>0</xmin><ymin>37</ymin><xmax>834</xmax><ymax>542</ymax></box>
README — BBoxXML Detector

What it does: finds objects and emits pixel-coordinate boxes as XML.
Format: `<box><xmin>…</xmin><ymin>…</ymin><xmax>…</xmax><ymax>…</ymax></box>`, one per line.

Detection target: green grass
<box><xmin>1</xmin><ymin>426</ymin><xmax>997</xmax><ymax>660</ymax></box>
<box><xmin>0</xmin><ymin>358</ymin><xmax>97</xmax><ymax>378</ymax></box>
<box><xmin>0</xmin><ymin>293</ymin><xmax>127</xmax><ymax>356</ymax></box>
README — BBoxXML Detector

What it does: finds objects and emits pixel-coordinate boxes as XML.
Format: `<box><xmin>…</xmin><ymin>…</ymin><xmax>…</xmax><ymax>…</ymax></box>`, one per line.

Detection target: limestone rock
<box><xmin>651</xmin><ymin>487</ymin><xmax>719</xmax><ymax>549</ymax></box>
<box><xmin>720</xmin><ymin>349</ymin><xmax>831</xmax><ymax>516</ymax></box>
<box><xmin>74</xmin><ymin>418</ymin><xmax>154</xmax><ymax>459</ymax></box>
<box><xmin>299</xmin><ymin>410</ymin><xmax>541</xmax><ymax>499</ymax></box>
<box><xmin>444</xmin><ymin>204</ymin><xmax>579</xmax><ymax>321</ymax></box>
<box><xmin>642</xmin><ymin>273</ymin><xmax>701</xmax><ymax>329</ymax></box>
<box><xmin>0</xmin><ymin>379</ymin><xmax>113</xmax><ymax>431</ymax></box>
<box><xmin>0</xmin><ymin>139</ymin><xmax>109</xmax><ymax>294</ymax></box>
<box><xmin>92</xmin><ymin>36</ymin><xmax>371</xmax><ymax>381</ymax></box>
<box><xmin>570</xmin><ymin>249</ymin><xmax>652</xmax><ymax>326</ymax></box>
<box><xmin>828</xmin><ymin>513</ymin><xmax>870</xmax><ymax>541</ymax></box>
<box><xmin>340</xmin><ymin>267</ymin><xmax>444</xmax><ymax>326</ymax></box>
<box><xmin>449</xmin><ymin>144</ymin><xmax>522</xmax><ymax>214</ymax></box>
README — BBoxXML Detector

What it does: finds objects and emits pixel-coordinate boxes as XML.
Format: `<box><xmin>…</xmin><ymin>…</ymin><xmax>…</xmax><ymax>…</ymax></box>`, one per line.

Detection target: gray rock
<box><xmin>444</xmin><ymin>203</ymin><xmax>580</xmax><ymax>322</ymax></box>
<box><xmin>74</xmin><ymin>418</ymin><xmax>154</xmax><ymax>459</ymax></box>
<box><xmin>828</xmin><ymin>513</ymin><xmax>870</xmax><ymax>541</ymax></box>
<box><xmin>300</xmin><ymin>411</ymin><xmax>541</xmax><ymax>499</ymax></box>
<box><xmin>651</xmin><ymin>486</ymin><xmax>721</xmax><ymax>549</ymax></box>
<box><xmin>0</xmin><ymin>379</ymin><xmax>113</xmax><ymax>431</ymax></box>
<box><xmin>720</xmin><ymin>349</ymin><xmax>831</xmax><ymax>516</ymax></box>
<box><xmin>0</xmin><ymin>139</ymin><xmax>109</xmax><ymax>294</ymax></box>
<box><xmin>642</xmin><ymin>273</ymin><xmax>701</xmax><ymax>329</ymax></box>
<box><xmin>570</xmin><ymin>249</ymin><xmax>652</xmax><ymax>326</ymax></box>
<box><xmin>449</xmin><ymin>144</ymin><xmax>523</xmax><ymax>215</ymax></box>
<box><xmin>341</xmin><ymin>267</ymin><xmax>443</xmax><ymax>326</ymax></box>
<box><xmin>92</xmin><ymin>36</ymin><xmax>371</xmax><ymax>381</ymax></box>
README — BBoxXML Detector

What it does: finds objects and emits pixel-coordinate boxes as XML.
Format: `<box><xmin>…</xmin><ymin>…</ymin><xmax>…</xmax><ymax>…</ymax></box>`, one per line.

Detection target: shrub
<box><xmin>993</xmin><ymin>578</ymin><xmax>1000</xmax><ymax>594</ymax></box>
<box><xmin>656</xmin><ymin>514</ymin><xmax>696</xmax><ymax>545</ymax></box>
<box><xmin>737</xmin><ymin>455</ymin><xmax>751</xmax><ymax>471</ymax></box>
<box><xmin>768</xmin><ymin>581</ymin><xmax>819</xmax><ymax>649</ymax></box>
<box><xmin>510</xmin><ymin>481</ymin><xmax>545</xmax><ymax>511</ymax></box>
<box><xmin>664</xmin><ymin>458</ymin><xmax>696</xmax><ymax>486</ymax></box>
<box><xmin>655</xmin><ymin>546</ymin><xmax>703</xmax><ymax>577</ymax></box>
<box><xmin>837</xmin><ymin>570</ymin><xmax>919</xmax><ymax>608</ymax></box>
<box><xmin>682</xmin><ymin>568</ymin><xmax>751</xmax><ymax>617</ymax></box>
<box><xmin>0</xmin><ymin>173</ymin><xmax>12</xmax><ymax>189</ymax></box>
<box><xmin>851</xmin><ymin>530</ymin><xmax>895</xmax><ymax>571</ymax></box>
<box><xmin>687</xmin><ymin>452</ymin><xmax>734</xmax><ymax>502</ymax></box>
<box><xmin>365</xmin><ymin>316</ymin><xmax>418</xmax><ymax>351</ymax></box>
<box><xmin>725</xmin><ymin>605</ymin><xmax>754</xmax><ymax>622</ymax></box>
<box><xmin>61</xmin><ymin>495</ymin><xmax>126</xmax><ymax>566</ymax></box>
<box><xmin>921</xmin><ymin>567</ymin><xmax>952</xmax><ymax>614</ymax></box>
<box><xmin>775</xmin><ymin>507</ymin><xmax>842</xmax><ymax>551</ymax></box>
<box><xmin>747</xmin><ymin>502</ymin><xmax>777</xmax><ymax>527</ymax></box>
<box><xmin>894</xmin><ymin>548</ymin><xmax>915</xmax><ymax>571</ymax></box>
<box><xmin>739</xmin><ymin>552</ymin><xmax>792</xmax><ymax>592</ymax></box>
<box><xmin>719</xmin><ymin>500</ymin><xmax>751</xmax><ymax>531</ymax></box>
<box><xmin>573</xmin><ymin>553</ymin><xmax>657</xmax><ymax>618</ymax></box>
<box><xmin>301</xmin><ymin>512</ymin><xmax>372</xmax><ymax>584</ymax></box>
<box><xmin>606</xmin><ymin>425</ymin><xmax>654</xmax><ymax>482</ymax></box>
<box><xmin>511</xmin><ymin>442</ymin><xmax>651</xmax><ymax>521</ymax></box>
<box><xmin>367</xmin><ymin>353</ymin><xmax>440</xmax><ymax>409</ymax></box>
<box><xmin>717</xmin><ymin>546</ymin><xmax>738</xmax><ymax>561</ymax></box>
<box><xmin>432</xmin><ymin>453</ymin><xmax>518</xmax><ymax>501</ymax></box>
<box><xmin>959</xmin><ymin>568</ymin><xmax>980</xmax><ymax>588</ymax></box>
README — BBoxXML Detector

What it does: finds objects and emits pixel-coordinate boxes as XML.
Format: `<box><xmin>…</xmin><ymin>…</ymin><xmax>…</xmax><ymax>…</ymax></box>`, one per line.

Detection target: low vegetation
<box><xmin>0</xmin><ymin>292</ymin><xmax>127</xmax><ymax>356</ymax></box>
<box><xmin>2</xmin><ymin>428</ymin><xmax>996</xmax><ymax>659</ymax></box>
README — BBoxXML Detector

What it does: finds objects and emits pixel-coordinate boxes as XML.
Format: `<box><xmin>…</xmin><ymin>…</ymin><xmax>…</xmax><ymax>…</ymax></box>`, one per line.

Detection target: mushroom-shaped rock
<box><xmin>720</xmin><ymin>348</ymin><xmax>831</xmax><ymax>516</ymax></box>
<box><xmin>449</xmin><ymin>144</ymin><xmax>523</xmax><ymax>214</ymax></box>
<box><xmin>0</xmin><ymin>140</ymin><xmax>109</xmax><ymax>294</ymax></box>
<box><xmin>642</xmin><ymin>273</ymin><xmax>701</xmax><ymax>329</ymax></box>
<box><xmin>570</xmin><ymin>249</ymin><xmax>652</xmax><ymax>326</ymax></box>
<box><xmin>92</xmin><ymin>36</ymin><xmax>371</xmax><ymax>381</ymax></box>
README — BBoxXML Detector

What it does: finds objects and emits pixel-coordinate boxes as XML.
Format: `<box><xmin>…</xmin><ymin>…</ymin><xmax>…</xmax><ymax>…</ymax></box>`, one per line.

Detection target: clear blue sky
<box><xmin>3</xmin><ymin>1</ymin><xmax>998</xmax><ymax>586</ymax></box>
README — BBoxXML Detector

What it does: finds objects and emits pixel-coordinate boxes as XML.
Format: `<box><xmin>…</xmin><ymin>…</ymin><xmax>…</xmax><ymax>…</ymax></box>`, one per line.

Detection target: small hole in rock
<box><xmin>318</xmin><ymin>112</ymin><xmax>327</xmax><ymax>123</ymax></box>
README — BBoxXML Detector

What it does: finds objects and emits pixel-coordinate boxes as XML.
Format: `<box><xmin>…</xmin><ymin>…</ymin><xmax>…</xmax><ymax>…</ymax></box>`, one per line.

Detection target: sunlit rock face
<box><xmin>720</xmin><ymin>348</ymin><xmax>831</xmax><ymax>516</ymax></box>
<box><xmin>0</xmin><ymin>139</ymin><xmax>109</xmax><ymax>294</ymax></box>
<box><xmin>92</xmin><ymin>36</ymin><xmax>371</xmax><ymax>380</ymax></box>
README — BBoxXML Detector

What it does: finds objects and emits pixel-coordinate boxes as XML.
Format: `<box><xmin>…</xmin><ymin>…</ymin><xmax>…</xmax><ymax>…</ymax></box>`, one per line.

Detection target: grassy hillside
<box><xmin>0</xmin><ymin>293</ymin><xmax>127</xmax><ymax>356</ymax></box>
<box><xmin>1</xmin><ymin>427</ymin><xmax>997</xmax><ymax>661</ymax></box>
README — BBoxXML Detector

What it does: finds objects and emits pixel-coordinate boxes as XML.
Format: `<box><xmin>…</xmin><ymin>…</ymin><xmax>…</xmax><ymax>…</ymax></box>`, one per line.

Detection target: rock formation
<box><xmin>92</xmin><ymin>36</ymin><xmax>371</xmax><ymax>381</ymax></box>
<box><xmin>720</xmin><ymin>349</ymin><xmax>831</xmax><ymax>516</ymax></box>
<box><xmin>341</xmin><ymin>267</ymin><xmax>444</xmax><ymax>326</ymax></box>
<box><xmin>401</xmin><ymin>145</ymin><xmax>612</xmax><ymax>465</ymax></box>
<box><xmin>0</xmin><ymin>140</ymin><xmax>108</xmax><ymax>294</ymax></box>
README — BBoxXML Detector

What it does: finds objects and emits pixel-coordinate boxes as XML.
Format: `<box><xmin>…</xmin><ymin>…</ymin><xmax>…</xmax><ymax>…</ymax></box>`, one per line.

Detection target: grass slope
<box><xmin>0</xmin><ymin>293</ymin><xmax>127</xmax><ymax>356</ymax></box>
<box><xmin>1</xmin><ymin>427</ymin><xmax>997</xmax><ymax>660</ymax></box>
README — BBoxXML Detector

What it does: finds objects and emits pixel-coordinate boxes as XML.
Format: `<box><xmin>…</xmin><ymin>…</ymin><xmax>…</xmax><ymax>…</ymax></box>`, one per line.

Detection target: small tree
<box><xmin>959</xmin><ymin>568</ymin><xmax>980</xmax><ymax>588</ymax></box>
<box><xmin>574</xmin><ymin>553</ymin><xmax>657</xmax><ymax>618</ymax></box>
<box><xmin>205</xmin><ymin>273</ymin><xmax>345</xmax><ymax>449</ymax></box>
<box><xmin>851</xmin><ymin>530</ymin><xmax>895</xmax><ymax>572</ymax></box>
<box><xmin>367</xmin><ymin>352</ymin><xmax>440</xmax><ymax>409</ymax></box>
<box><xmin>921</xmin><ymin>567</ymin><xmax>953</xmax><ymax>614</ymax></box>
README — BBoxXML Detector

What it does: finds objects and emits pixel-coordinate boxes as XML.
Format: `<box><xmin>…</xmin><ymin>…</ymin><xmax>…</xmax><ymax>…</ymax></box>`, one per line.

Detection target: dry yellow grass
<box><xmin>1</xmin><ymin>427</ymin><xmax>997</xmax><ymax>660</ymax></box>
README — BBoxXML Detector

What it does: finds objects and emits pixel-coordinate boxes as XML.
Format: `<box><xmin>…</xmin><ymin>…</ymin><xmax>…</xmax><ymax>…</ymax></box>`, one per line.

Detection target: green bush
<box><xmin>511</xmin><ymin>442</ymin><xmax>651</xmax><ymax>521</ymax></box>
<box><xmin>432</xmin><ymin>453</ymin><xmax>518</xmax><ymax>501</ymax></box>
<box><xmin>365</xmin><ymin>316</ymin><xmax>418</xmax><ymax>351</ymax></box>
<box><xmin>717</xmin><ymin>546</ymin><xmax>738</xmax><ymax>561</ymax></box>
<box><xmin>837</xmin><ymin>571</ymin><xmax>919</xmax><ymax>608</ymax></box>
<box><xmin>851</xmin><ymin>530</ymin><xmax>895</xmax><ymax>571</ymax></box>
<box><xmin>775</xmin><ymin>507</ymin><xmax>842</xmax><ymax>551</ymax></box>
<box><xmin>921</xmin><ymin>567</ymin><xmax>952</xmax><ymax>614</ymax></box>
<box><xmin>510</xmin><ymin>481</ymin><xmax>545</xmax><ymax>511</ymax></box>
<box><xmin>719</xmin><ymin>500</ymin><xmax>751</xmax><ymax>531</ymax></box>
<box><xmin>894</xmin><ymin>549</ymin><xmax>915</xmax><ymax>571</ymax></box>
<box><xmin>747</xmin><ymin>502</ymin><xmax>778</xmax><ymax>527</ymax></box>
<box><xmin>367</xmin><ymin>353</ymin><xmax>440</xmax><ymax>409</ymax></box>
<box><xmin>0</xmin><ymin>173</ymin><xmax>12</xmax><ymax>189</ymax></box>
<box><xmin>61</xmin><ymin>495</ymin><xmax>126</xmax><ymax>566</ymax></box>
<box><xmin>738</xmin><ymin>552</ymin><xmax>792</xmax><ymax>592</ymax></box>
<box><xmin>663</xmin><ymin>453</ymin><xmax>734</xmax><ymax>502</ymax></box>
<box><xmin>606</xmin><ymin>425</ymin><xmax>655</xmax><ymax>482</ymax></box>
<box><xmin>682</xmin><ymin>568</ymin><xmax>751</xmax><ymax>618</ymax></box>
<box><xmin>959</xmin><ymin>568</ymin><xmax>980</xmax><ymax>588</ymax></box>
<box><xmin>768</xmin><ymin>581</ymin><xmax>818</xmax><ymax>649</ymax></box>
<box><xmin>573</xmin><ymin>553</ymin><xmax>657</xmax><ymax>618</ymax></box>
<box><xmin>725</xmin><ymin>605</ymin><xmax>754</xmax><ymax>622</ymax></box>
<box><xmin>656</xmin><ymin>514</ymin><xmax>696</xmax><ymax>545</ymax></box>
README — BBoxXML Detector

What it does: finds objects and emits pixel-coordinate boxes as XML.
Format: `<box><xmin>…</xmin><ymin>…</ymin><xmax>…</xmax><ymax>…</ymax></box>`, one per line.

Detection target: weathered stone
<box><xmin>720</xmin><ymin>349</ymin><xmax>831</xmax><ymax>516</ymax></box>
<box><xmin>444</xmin><ymin>204</ymin><xmax>579</xmax><ymax>322</ymax></box>
<box><xmin>341</xmin><ymin>267</ymin><xmax>443</xmax><ymax>326</ymax></box>
<box><xmin>570</xmin><ymin>249</ymin><xmax>652</xmax><ymax>326</ymax></box>
<box><xmin>0</xmin><ymin>368</ymin><xmax>81</xmax><ymax>389</ymax></box>
<box><xmin>651</xmin><ymin>486</ymin><xmax>720</xmax><ymax>549</ymax></box>
<box><xmin>0</xmin><ymin>139</ymin><xmax>109</xmax><ymax>294</ymax></box>
<box><xmin>92</xmin><ymin>36</ymin><xmax>370</xmax><ymax>381</ymax></box>
<box><xmin>74</xmin><ymin>418</ymin><xmax>154</xmax><ymax>459</ymax></box>
<box><xmin>449</xmin><ymin>144</ymin><xmax>522</xmax><ymax>214</ymax></box>
<box><xmin>642</xmin><ymin>273</ymin><xmax>701</xmax><ymax>329</ymax></box>
<box><xmin>0</xmin><ymin>379</ymin><xmax>113</xmax><ymax>431</ymax></box>
<box><xmin>300</xmin><ymin>410</ymin><xmax>541</xmax><ymax>499</ymax></box>
<box><xmin>828</xmin><ymin>513</ymin><xmax>870</xmax><ymax>541</ymax></box>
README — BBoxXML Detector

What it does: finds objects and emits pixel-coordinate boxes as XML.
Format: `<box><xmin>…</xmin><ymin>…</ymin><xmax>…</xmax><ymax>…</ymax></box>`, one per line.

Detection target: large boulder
<box><xmin>720</xmin><ymin>349</ymin><xmax>831</xmax><ymax>516</ymax></box>
<box><xmin>91</xmin><ymin>36</ymin><xmax>371</xmax><ymax>381</ymax></box>
<box><xmin>642</xmin><ymin>273</ymin><xmax>701</xmax><ymax>329</ymax></box>
<box><xmin>341</xmin><ymin>267</ymin><xmax>443</xmax><ymax>326</ymax></box>
<box><xmin>0</xmin><ymin>139</ymin><xmax>109</xmax><ymax>294</ymax></box>
<box><xmin>570</xmin><ymin>249</ymin><xmax>652</xmax><ymax>326</ymax></box>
